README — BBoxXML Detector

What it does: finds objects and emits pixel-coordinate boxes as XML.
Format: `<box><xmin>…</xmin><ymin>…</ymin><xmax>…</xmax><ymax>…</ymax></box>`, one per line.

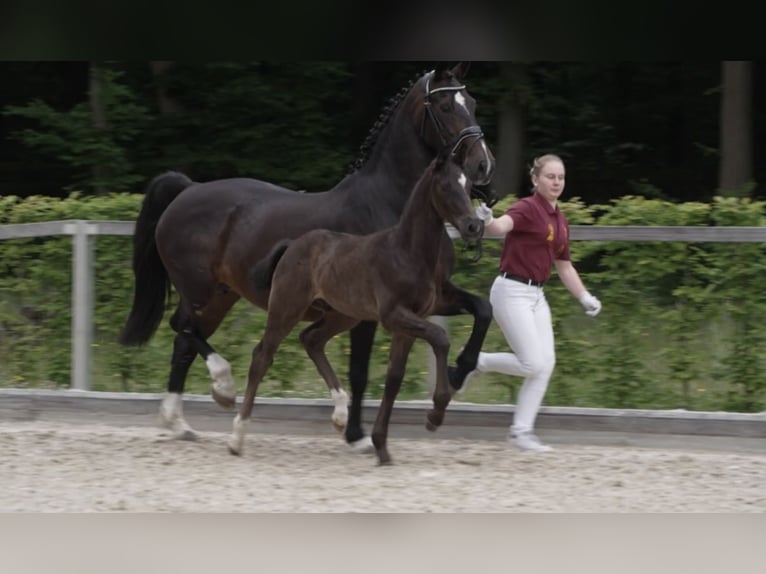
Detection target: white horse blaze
<box><xmin>207</xmin><ymin>353</ymin><xmax>235</xmax><ymax>397</ymax></box>
<box><xmin>330</xmin><ymin>388</ymin><xmax>349</xmax><ymax>427</ymax></box>
<box><xmin>458</xmin><ymin>172</ymin><xmax>468</xmax><ymax>191</ymax></box>
<box><xmin>455</xmin><ymin>92</ymin><xmax>468</xmax><ymax>114</ymax></box>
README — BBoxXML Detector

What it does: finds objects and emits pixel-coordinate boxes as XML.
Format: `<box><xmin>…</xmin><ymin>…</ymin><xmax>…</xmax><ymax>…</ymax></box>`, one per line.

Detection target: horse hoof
<box><xmin>425</xmin><ymin>420</ymin><xmax>437</xmax><ymax>432</ymax></box>
<box><xmin>348</xmin><ymin>436</ymin><xmax>375</xmax><ymax>454</ymax></box>
<box><xmin>211</xmin><ymin>388</ymin><xmax>236</xmax><ymax>410</ymax></box>
<box><xmin>174</xmin><ymin>429</ymin><xmax>198</xmax><ymax>441</ymax></box>
<box><xmin>332</xmin><ymin>422</ymin><xmax>346</xmax><ymax>433</ymax></box>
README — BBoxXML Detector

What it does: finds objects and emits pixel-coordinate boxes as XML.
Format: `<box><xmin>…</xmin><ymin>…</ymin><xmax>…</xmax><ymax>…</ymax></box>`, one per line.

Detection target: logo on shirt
<box><xmin>546</xmin><ymin>224</ymin><xmax>554</xmax><ymax>242</ymax></box>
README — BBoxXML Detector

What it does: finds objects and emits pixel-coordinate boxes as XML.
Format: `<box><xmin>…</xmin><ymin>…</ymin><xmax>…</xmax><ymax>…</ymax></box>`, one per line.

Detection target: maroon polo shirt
<box><xmin>498</xmin><ymin>192</ymin><xmax>571</xmax><ymax>283</ymax></box>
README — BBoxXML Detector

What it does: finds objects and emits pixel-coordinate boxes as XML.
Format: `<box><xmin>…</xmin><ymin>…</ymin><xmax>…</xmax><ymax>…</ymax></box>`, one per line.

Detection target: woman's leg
<box><xmin>479</xmin><ymin>277</ymin><xmax>555</xmax><ymax>447</ymax></box>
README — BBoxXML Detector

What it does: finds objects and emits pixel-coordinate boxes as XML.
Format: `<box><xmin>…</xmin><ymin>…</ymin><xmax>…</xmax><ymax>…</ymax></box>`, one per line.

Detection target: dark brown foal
<box><xmin>228</xmin><ymin>149</ymin><xmax>486</xmax><ymax>465</ymax></box>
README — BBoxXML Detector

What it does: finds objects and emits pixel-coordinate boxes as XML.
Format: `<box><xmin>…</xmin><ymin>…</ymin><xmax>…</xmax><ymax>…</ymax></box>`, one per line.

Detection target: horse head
<box><xmin>417</xmin><ymin>62</ymin><xmax>495</xmax><ymax>187</ymax></box>
<box><xmin>431</xmin><ymin>149</ymin><xmax>484</xmax><ymax>243</ymax></box>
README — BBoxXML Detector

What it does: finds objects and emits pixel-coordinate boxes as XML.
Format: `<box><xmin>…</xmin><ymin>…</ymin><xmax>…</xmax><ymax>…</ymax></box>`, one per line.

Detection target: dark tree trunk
<box><xmin>149</xmin><ymin>61</ymin><xmax>183</xmax><ymax>115</ymax></box>
<box><xmin>89</xmin><ymin>62</ymin><xmax>108</xmax><ymax>195</ymax></box>
<box><xmin>719</xmin><ymin>61</ymin><xmax>753</xmax><ymax>195</ymax></box>
<box><xmin>493</xmin><ymin>62</ymin><xmax>528</xmax><ymax>199</ymax></box>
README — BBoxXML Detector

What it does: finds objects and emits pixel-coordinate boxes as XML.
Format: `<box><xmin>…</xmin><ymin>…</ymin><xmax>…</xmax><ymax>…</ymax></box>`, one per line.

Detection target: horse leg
<box><xmin>299</xmin><ymin>313</ymin><xmax>360</xmax><ymax>433</ymax></box>
<box><xmin>159</xmin><ymin>320</ymin><xmax>199</xmax><ymax>441</ymax></box>
<box><xmin>432</xmin><ymin>282</ymin><xmax>493</xmax><ymax>394</ymax></box>
<box><xmin>370</xmin><ymin>333</ymin><xmax>414</xmax><ymax>465</ymax></box>
<box><xmin>345</xmin><ymin>321</ymin><xmax>378</xmax><ymax>453</ymax></box>
<box><xmin>380</xmin><ymin>308</ymin><xmax>452</xmax><ymax>432</ymax></box>
<box><xmin>193</xmin><ymin>290</ymin><xmax>241</xmax><ymax>410</ymax></box>
<box><xmin>158</xmin><ymin>290</ymin><xmax>240</xmax><ymax>439</ymax></box>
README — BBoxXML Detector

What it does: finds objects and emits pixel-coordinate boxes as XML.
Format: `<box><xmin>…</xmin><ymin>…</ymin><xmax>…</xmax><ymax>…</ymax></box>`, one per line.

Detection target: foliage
<box><xmin>3</xmin><ymin>67</ymin><xmax>150</xmax><ymax>194</ymax></box>
<box><xmin>2</xmin><ymin>191</ymin><xmax>766</xmax><ymax>413</ymax></box>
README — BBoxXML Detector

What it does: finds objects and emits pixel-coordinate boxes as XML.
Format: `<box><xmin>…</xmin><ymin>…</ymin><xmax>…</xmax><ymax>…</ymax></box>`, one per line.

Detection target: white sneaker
<box><xmin>511</xmin><ymin>431</ymin><xmax>552</xmax><ymax>452</ymax></box>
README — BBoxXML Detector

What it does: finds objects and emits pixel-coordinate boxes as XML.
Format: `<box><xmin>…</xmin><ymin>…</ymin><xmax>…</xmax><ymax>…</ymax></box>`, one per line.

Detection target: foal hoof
<box><xmin>376</xmin><ymin>451</ymin><xmax>393</xmax><ymax>466</ymax></box>
<box><xmin>425</xmin><ymin>410</ymin><xmax>443</xmax><ymax>432</ymax></box>
<box><xmin>211</xmin><ymin>387</ymin><xmax>236</xmax><ymax>410</ymax></box>
<box><xmin>227</xmin><ymin>439</ymin><xmax>242</xmax><ymax>456</ymax></box>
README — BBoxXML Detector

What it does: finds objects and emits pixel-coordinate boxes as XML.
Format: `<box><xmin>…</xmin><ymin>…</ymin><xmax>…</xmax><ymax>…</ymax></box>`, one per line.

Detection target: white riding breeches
<box><xmin>477</xmin><ymin>276</ymin><xmax>556</xmax><ymax>434</ymax></box>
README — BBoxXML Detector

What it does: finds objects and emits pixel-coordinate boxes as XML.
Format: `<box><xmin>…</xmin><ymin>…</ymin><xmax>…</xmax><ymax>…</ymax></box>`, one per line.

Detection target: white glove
<box><xmin>578</xmin><ymin>291</ymin><xmax>601</xmax><ymax>317</ymax></box>
<box><xmin>475</xmin><ymin>202</ymin><xmax>493</xmax><ymax>225</ymax></box>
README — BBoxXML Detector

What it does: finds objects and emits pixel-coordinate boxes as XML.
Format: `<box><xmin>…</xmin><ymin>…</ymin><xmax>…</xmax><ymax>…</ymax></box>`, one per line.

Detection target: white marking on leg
<box><xmin>330</xmin><ymin>388</ymin><xmax>348</xmax><ymax>429</ymax></box>
<box><xmin>158</xmin><ymin>393</ymin><xmax>197</xmax><ymax>441</ymax></box>
<box><xmin>207</xmin><ymin>353</ymin><xmax>236</xmax><ymax>399</ymax></box>
<box><xmin>348</xmin><ymin>436</ymin><xmax>375</xmax><ymax>454</ymax></box>
<box><xmin>228</xmin><ymin>413</ymin><xmax>249</xmax><ymax>455</ymax></box>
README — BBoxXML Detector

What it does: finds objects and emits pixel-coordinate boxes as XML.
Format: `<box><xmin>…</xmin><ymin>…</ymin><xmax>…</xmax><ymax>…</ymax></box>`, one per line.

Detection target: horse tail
<box><xmin>251</xmin><ymin>239</ymin><xmax>292</xmax><ymax>291</ymax></box>
<box><xmin>119</xmin><ymin>171</ymin><xmax>194</xmax><ymax>346</ymax></box>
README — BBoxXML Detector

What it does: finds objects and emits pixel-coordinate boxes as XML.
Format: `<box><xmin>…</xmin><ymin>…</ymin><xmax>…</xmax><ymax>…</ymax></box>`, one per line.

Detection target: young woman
<box><xmin>470</xmin><ymin>154</ymin><xmax>601</xmax><ymax>452</ymax></box>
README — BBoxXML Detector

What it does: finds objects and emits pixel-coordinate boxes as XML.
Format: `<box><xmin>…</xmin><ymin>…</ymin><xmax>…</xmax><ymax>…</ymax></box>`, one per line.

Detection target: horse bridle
<box><xmin>421</xmin><ymin>71</ymin><xmax>485</xmax><ymax>158</ymax></box>
<box><xmin>422</xmin><ymin>71</ymin><xmax>495</xmax><ymax>263</ymax></box>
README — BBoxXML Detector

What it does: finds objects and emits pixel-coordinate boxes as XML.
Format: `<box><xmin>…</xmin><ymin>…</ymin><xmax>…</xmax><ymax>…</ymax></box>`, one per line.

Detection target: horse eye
<box><xmin>440</xmin><ymin>103</ymin><xmax>451</xmax><ymax>112</ymax></box>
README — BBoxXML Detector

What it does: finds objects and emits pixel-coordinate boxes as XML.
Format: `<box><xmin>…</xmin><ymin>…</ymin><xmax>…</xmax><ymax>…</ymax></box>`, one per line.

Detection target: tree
<box><xmin>718</xmin><ymin>61</ymin><xmax>754</xmax><ymax>196</ymax></box>
<box><xmin>4</xmin><ymin>64</ymin><xmax>150</xmax><ymax>194</ymax></box>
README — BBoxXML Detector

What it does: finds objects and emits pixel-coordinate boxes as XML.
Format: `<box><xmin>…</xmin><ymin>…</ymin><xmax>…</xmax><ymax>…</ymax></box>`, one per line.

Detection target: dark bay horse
<box><xmin>119</xmin><ymin>62</ymin><xmax>495</xmax><ymax>448</ymax></box>
<box><xmin>231</xmin><ymin>150</ymin><xmax>488</xmax><ymax>464</ymax></box>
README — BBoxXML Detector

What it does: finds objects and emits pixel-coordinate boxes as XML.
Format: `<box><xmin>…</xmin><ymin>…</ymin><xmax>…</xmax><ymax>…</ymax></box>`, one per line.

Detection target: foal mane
<box><xmin>346</xmin><ymin>70</ymin><xmax>427</xmax><ymax>175</ymax></box>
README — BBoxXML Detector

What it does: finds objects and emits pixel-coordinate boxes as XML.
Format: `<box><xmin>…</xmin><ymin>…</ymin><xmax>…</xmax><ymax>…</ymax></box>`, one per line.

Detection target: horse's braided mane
<box><xmin>346</xmin><ymin>70</ymin><xmax>427</xmax><ymax>175</ymax></box>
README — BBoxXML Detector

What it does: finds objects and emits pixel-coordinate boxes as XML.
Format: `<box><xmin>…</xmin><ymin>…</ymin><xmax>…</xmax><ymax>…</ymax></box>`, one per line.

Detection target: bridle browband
<box><xmin>421</xmin><ymin>71</ymin><xmax>485</xmax><ymax>156</ymax></box>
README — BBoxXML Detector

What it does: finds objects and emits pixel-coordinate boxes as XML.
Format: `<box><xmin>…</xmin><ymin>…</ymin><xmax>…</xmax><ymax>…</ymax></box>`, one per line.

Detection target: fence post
<box><xmin>69</xmin><ymin>220</ymin><xmax>95</xmax><ymax>390</ymax></box>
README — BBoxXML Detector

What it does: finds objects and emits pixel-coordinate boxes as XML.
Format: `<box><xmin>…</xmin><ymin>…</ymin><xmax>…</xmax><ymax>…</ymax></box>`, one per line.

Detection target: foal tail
<box><xmin>119</xmin><ymin>171</ymin><xmax>194</xmax><ymax>346</ymax></box>
<box><xmin>250</xmin><ymin>239</ymin><xmax>291</xmax><ymax>291</ymax></box>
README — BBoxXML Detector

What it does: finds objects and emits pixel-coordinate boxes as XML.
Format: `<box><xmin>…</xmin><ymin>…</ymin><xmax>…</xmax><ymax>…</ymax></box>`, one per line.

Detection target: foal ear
<box><xmin>435</xmin><ymin>145</ymin><xmax>451</xmax><ymax>167</ymax></box>
<box><xmin>452</xmin><ymin>62</ymin><xmax>471</xmax><ymax>81</ymax></box>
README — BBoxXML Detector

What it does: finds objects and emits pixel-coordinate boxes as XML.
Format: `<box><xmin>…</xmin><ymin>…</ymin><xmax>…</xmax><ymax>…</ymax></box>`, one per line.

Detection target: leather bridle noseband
<box><xmin>421</xmin><ymin>71</ymin><xmax>485</xmax><ymax>157</ymax></box>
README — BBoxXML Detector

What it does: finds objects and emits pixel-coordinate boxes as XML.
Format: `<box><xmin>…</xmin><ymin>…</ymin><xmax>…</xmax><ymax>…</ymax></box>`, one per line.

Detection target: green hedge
<box><xmin>2</xmin><ymin>193</ymin><xmax>765</xmax><ymax>412</ymax></box>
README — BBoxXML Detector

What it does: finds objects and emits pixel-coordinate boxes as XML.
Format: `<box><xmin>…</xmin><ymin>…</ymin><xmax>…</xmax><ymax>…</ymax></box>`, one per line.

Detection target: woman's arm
<box><xmin>475</xmin><ymin>203</ymin><xmax>514</xmax><ymax>235</ymax></box>
<box><xmin>555</xmin><ymin>258</ymin><xmax>601</xmax><ymax>316</ymax></box>
<box><xmin>553</xmin><ymin>259</ymin><xmax>587</xmax><ymax>298</ymax></box>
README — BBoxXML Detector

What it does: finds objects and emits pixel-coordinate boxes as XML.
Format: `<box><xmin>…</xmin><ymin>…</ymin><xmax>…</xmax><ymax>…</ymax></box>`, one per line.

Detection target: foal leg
<box><xmin>370</xmin><ymin>334</ymin><xmax>414</xmax><ymax>466</ymax></box>
<box><xmin>380</xmin><ymin>308</ymin><xmax>452</xmax><ymax>432</ymax></box>
<box><xmin>345</xmin><ymin>321</ymin><xmax>378</xmax><ymax>453</ymax></box>
<box><xmin>228</xmin><ymin>299</ymin><xmax>308</xmax><ymax>456</ymax></box>
<box><xmin>432</xmin><ymin>282</ymin><xmax>493</xmax><ymax>394</ymax></box>
<box><xmin>299</xmin><ymin>313</ymin><xmax>360</xmax><ymax>433</ymax></box>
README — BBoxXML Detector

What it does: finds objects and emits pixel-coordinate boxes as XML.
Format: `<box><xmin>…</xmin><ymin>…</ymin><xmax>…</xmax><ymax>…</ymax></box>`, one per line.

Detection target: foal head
<box><xmin>411</xmin><ymin>63</ymin><xmax>495</xmax><ymax>186</ymax></box>
<box><xmin>429</xmin><ymin>151</ymin><xmax>484</xmax><ymax>242</ymax></box>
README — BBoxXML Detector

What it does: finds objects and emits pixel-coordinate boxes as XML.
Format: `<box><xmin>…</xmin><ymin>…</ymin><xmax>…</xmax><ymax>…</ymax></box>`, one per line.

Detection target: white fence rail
<box><xmin>2</xmin><ymin>220</ymin><xmax>766</xmax><ymax>391</ymax></box>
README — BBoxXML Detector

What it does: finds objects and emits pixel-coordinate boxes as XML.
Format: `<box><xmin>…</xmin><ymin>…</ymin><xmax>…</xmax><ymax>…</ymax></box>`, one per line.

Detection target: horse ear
<box><xmin>452</xmin><ymin>62</ymin><xmax>471</xmax><ymax>81</ymax></box>
<box><xmin>433</xmin><ymin>62</ymin><xmax>452</xmax><ymax>81</ymax></box>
